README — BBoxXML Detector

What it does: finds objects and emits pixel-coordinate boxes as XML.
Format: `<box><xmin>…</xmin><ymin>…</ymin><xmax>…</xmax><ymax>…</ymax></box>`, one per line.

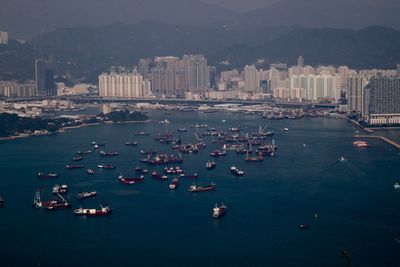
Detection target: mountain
<box><xmin>230</xmin><ymin>0</ymin><xmax>400</xmax><ymax>30</ymax></box>
<box><xmin>214</xmin><ymin>26</ymin><xmax>400</xmax><ymax>69</ymax></box>
<box><xmin>0</xmin><ymin>0</ymin><xmax>236</xmax><ymax>38</ymax></box>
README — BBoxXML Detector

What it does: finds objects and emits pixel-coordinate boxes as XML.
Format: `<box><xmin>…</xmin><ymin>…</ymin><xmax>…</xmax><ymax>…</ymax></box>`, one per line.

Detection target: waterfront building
<box><xmin>0</xmin><ymin>31</ymin><xmax>8</xmax><ymax>44</ymax></box>
<box><xmin>99</xmin><ymin>71</ymin><xmax>150</xmax><ymax>98</ymax></box>
<box><xmin>348</xmin><ymin>75</ymin><xmax>367</xmax><ymax>113</ymax></box>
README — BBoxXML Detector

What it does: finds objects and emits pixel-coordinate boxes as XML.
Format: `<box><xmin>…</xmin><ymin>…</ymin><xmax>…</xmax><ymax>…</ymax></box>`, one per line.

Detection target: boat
<box><xmin>210</xmin><ymin>150</ymin><xmax>227</xmax><ymax>157</ymax></box>
<box><xmin>164</xmin><ymin>166</ymin><xmax>184</xmax><ymax>174</ymax></box>
<box><xmin>97</xmin><ymin>164</ymin><xmax>116</xmax><ymax>169</ymax></box>
<box><xmin>169</xmin><ymin>178</ymin><xmax>179</xmax><ymax>190</ymax></box>
<box><xmin>52</xmin><ymin>184</ymin><xmax>68</xmax><ymax>194</ymax></box>
<box><xmin>230</xmin><ymin>166</ymin><xmax>244</xmax><ymax>176</ymax></box>
<box><xmin>74</xmin><ymin>204</ymin><xmax>112</xmax><ymax>216</ymax></box>
<box><xmin>353</xmin><ymin>140</ymin><xmax>369</xmax><ymax>147</ymax></box>
<box><xmin>188</xmin><ymin>182</ymin><xmax>216</xmax><ymax>192</ymax></box>
<box><xmin>125</xmin><ymin>141</ymin><xmax>138</xmax><ymax>146</ymax></box>
<box><xmin>118</xmin><ymin>175</ymin><xmax>145</xmax><ymax>185</ymax></box>
<box><xmin>298</xmin><ymin>224</ymin><xmax>309</xmax><ymax>229</ymax></box>
<box><xmin>152</xmin><ymin>171</ymin><xmax>168</xmax><ymax>181</ymax></box>
<box><xmin>76</xmin><ymin>150</ymin><xmax>92</xmax><ymax>155</ymax></box>
<box><xmin>212</xmin><ymin>203</ymin><xmax>227</xmax><ymax>219</ymax></box>
<box><xmin>177</xmin><ymin>128</ymin><xmax>187</xmax><ymax>132</ymax></box>
<box><xmin>86</xmin><ymin>168</ymin><xmax>95</xmax><ymax>175</ymax></box>
<box><xmin>135</xmin><ymin>167</ymin><xmax>149</xmax><ymax>174</ymax></box>
<box><xmin>0</xmin><ymin>196</ymin><xmax>4</xmax><ymax>207</ymax></box>
<box><xmin>33</xmin><ymin>190</ymin><xmax>59</xmax><ymax>209</ymax></box>
<box><xmin>45</xmin><ymin>194</ymin><xmax>71</xmax><ymax>211</ymax></box>
<box><xmin>245</xmin><ymin>152</ymin><xmax>263</xmax><ymax>162</ymax></box>
<box><xmin>159</xmin><ymin>119</ymin><xmax>170</xmax><ymax>124</ymax></box>
<box><xmin>37</xmin><ymin>172</ymin><xmax>59</xmax><ymax>179</ymax></box>
<box><xmin>77</xmin><ymin>191</ymin><xmax>97</xmax><ymax>200</ymax></box>
<box><xmin>65</xmin><ymin>164</ymin><xmax>84</xmax><ymax>169</ymax></box>
<box><xmin>394</xmin><ymin>182</ymin><xmax>400</xmax><ymax>190</ymax></box>
<box><xmin>338</xmin><ymin>156</ymin><xmax>347</xmax><ymax>162</ymax></box>
<box><xmin>72</xmin><ymin>156</ymin><xmax>84</xmax><ymax>161</ymax></box>
<box><xmin>135</xmin><ymin>131</ymin><xmax>150</xmax><ymax>136</ymax></box>
<box><xmin>180</xmin><ymin>173</ymin><xmax>199</xmax><ymax>179</ymax></box>
<box><xmin>100</xmin><ymin>151</ymin><xmax>119</xmax><ymax>157</ymax></box>
<box><xmin>282</xmin><ymin>128</ymin><xmax>289</xmax><ymax>132</ymax></box>
<box><xmin>228</xmin><ymin>126</ymin><xmax>240</xmax><ymax>132</ymax></box>
<box><xmin>205</xmin><ymin>160</ymin><xmax>216</xmax><ymax>170</ymax></box>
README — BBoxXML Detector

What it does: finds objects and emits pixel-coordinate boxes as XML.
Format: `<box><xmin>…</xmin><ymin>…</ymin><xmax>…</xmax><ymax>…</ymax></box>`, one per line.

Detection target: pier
<box><xmin>354</xmin><ymin>135</ymin><xmax>400</xmax><ymax>149</ymax></box>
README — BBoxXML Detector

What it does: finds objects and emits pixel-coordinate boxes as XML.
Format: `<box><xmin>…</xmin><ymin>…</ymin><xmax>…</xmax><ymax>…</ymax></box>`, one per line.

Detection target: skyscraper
<box><xmin>348</xmin><ymin>75</ymin><xmax>367</xmax><ymax>113</ymax></box>
<box><xmin>99</xmin><ymin>70</ymin><xmax>148</xmax><ymax>98</ymax></box>
<box><xmin>35</xmin><ymin>59</ymin><xmax>56</xmax><ymax>96</ymax></box>
<box><xmin>182</xmin><ymin>55</ymin><xmax>210</xmax><ymax>93</ymax></box>
<box><xmin>244</xmin><ymin>65</ymin><xmax>259</xmax><ymax>92</ymax></box>
<box><xmin>138</xmin><ymin>59</ymin><xmax>152</xmax><ymax>80</ymax></box>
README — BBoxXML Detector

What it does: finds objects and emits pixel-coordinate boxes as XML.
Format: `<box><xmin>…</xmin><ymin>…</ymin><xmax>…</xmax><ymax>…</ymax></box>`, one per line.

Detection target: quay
<box><xmin>354</xmin><ymin>135</ymin><xmax>400</xmax><ymax>149</ymax></box>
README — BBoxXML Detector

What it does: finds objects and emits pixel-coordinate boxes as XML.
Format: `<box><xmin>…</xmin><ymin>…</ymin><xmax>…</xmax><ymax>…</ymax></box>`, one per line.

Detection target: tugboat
<box><xmin>97</xmin><ymin>164</ymin><xmax>116</xmax><ymax>169</ymax></box>
<box><xmin>135</xmin><ymin>167</ymin><xmax>149</xmax><ymax>174</ymax></box>
<box><xmin>86</xmin><ymin>168</ymin><xmax>95</xmax><ymax>175</ymax></box>
<box><xmin>66</xmin><ymin>164</ymin><xmax>84</xmax><ymax>169</ymax></box>
<box><xmin>52</xmin><ymin>184</ymin><xmax>68</xmax><ymax>194</ymax></box>
<box><xmin>205</xmin><ymin>160</ymin><xmax>216</xmax><ymax>170</ymax></box>
<box><xmin>37</xmin><ymin>172</ymin><xmax>59</xmax><ymax>179</ymax></box>
<box><xmin>74</xmin><ymin>204</ymin><xmax>112</xmax><ymax>216</ymax></box>
<box><xmin>76</xmin><ymin>191</ymin><xmax>97</xmax><ymax>200</ymax></box>
<box><xmin>125</xmin><ymin>141</ymin><xmax>138</xmax><ymax>146</ymax></box>
<box><xmin>212</xmin><ymin>203</ymin><xmax>227</xmax><ymax>218</ymax></box>
<box><xmin>118</xmin><ymin>175</ymin><xmax>145</xmax><ymax>185</ymax></box>
<box><xmin>230</xmin><ymin>166</ymin><xmax>245</xmax><ymax>176</ymax></box>
<box><xmin>100</xmin><ymin>151</ymin><xmax>119</xmax><ymax>157</ymax></box>
<box><xmin>169</xmin><ymin>178</ymin><xmax>179</xmax><ymax>190</ymax></box>
<box><xmin>152</xmin><ymin>171</ymin><xmax>168</xmax><ymax>181</ymax></box>
<box><xmin>188</xmin><ymin>182</ymin><xmax>216</xmax><ymax>192</ymax></box>
<box><xmin>72</xmin><ymin>156</ymin><xmax>84</xmax><ymax>161</ymax></box>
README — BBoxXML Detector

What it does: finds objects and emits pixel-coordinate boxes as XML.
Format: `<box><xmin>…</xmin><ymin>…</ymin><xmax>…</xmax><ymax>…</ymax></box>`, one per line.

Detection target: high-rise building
<box><xmin>397</xmin><ymin>64</ymin><xmax>400</xmax><ymax>76</ymax></box>
<box><xmin>0</xmin><ymin>81</ymin><xmax>36</xmax><ymax>97</ymax></box>
<box><xmin>364</xmin><ymin>76</ymin><xmax>400</xmax><ymax>125</ymax></box>
<box><xmin>99</xmin><ymin>71</ymin><xmax>149</xmax><ymax>98</ymax></box>
<box><xmin>182</xmin><ymin>55</ymin><xmax>210</xmax><ymax>93</ymax></box>
<box><xmin>297</xmin><ymin>56</ymin><xmax>304</xmax><ymax>68</ymax></box>
<box><xmin>338</xmin><ymin>66</ymin><xmax>350</xmax><ymax>91</ymax></box>
<box><xmin>244</xmin><ymin>65</ymin><xmax>259</xmax><ymax>92</ymax></box>
<box><xmin>35</xmin><ymin>59</ymin><xmax>56</xmax><ymax>96</ymax></box>
<box><xmin>0</xmin><ymin>31</ymin><xmax>8</xmax><ymax>44</ymax></box>
<box><xmin>348</xmin><ymin>75</ymin><xmax>367</xmax><ymax>113</ymax></box>
<box><xmin>138</xmin><ymin>59</ymin><xmax>152</xmax><ymax>80</ymax></box>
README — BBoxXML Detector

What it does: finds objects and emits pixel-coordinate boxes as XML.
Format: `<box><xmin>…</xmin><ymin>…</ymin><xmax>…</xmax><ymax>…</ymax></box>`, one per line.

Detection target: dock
<box><xmin>354</xmin><ymin>135</ymin><xmax>400</xmax><ymax>149</ymax></box>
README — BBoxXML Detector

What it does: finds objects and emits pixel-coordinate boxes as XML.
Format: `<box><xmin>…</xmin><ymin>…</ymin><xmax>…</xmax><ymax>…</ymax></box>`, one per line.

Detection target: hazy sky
<box><xmin>202</xmin><ymin>0</ymin><xmax>279</xmax><ymax>11</ymax></box>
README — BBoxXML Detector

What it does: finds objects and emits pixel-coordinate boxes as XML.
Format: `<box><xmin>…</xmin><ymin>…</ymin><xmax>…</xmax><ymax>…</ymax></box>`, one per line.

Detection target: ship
<box><xmin>100</xmin><ymin>151</ymin><xmax>119</xmax><ymax>157</ymax></box>
<box><xmin>135</xmin><ymin>131</ymin><xmax>150</xmax><ymax>136</ymax></box>
<box><xmin>205</xmin><ymin>160</ymin><xmax>216</xmax><ymax>170</ymax></box>
<box><xmin>353</xmin><ymin>140</ymin><xmax>369</xmax><ymax>147</ymax></box>
<box><xmin>37</xmin><ymin>172</ymin><xmax>59</xmax><ymax>179</ymax></box>
<box><xmin>86</xmin><ymin>168</ymin><xmax>95</xmax><ymax>175</ymax></box>
<box><xmin>33</xmin><ymin>189</ymin><xmax>60</xmax><ymax>209</ymax></box>
<box><xmin>169</xmin><ymin>178</ymin><xmax>179</xmax><ymax>190</ymax></box>
<box><xmin>210</xmin><ymin>150</ymin><xmax>227</xmax><ymax>157</ymax></box>
<box><xmin>0</xmin><ymin>196</ymin><xmax>4</xmax><ymax>207</ymax></box>
<box><xmin>164</xmin><ymin>166</ymin><xmax>184</xmax><ymax>174</ymax></box>
<box><xmin>212</xmin><ymin>203</ymin><xmax>227</xmax><ymax>219</ymax></box>
<box><xmin>188</xmin><ymin>182</ymin><xmax>216</xmax><ymax>192</ymax></box>
<box><xmin>74</xmin><ymin>204</ymin><xmax>112</xmax><ymax>216</ymax></box>
<box><xmin>228</xmin><ymin>126</ymin><xmax>240</xmax><ymax>132</ymax></box>
<box><xmin>97</xmin><ymin>164</ymin><xmax>116</xmax><ymax>169</ymax></box>
<box><xmin>52</xmin><ymin>184</ymin><xmax>68</xmax><ymax>194</ymax></box>
<box><xmin>135</xmin><ymin>167</ymin><xmax>149</xmax><ymax>174</ymax></box>
<box><xmin>72</xmin><ymin>156</ymin><xmax>84</xmax><ymax>161</ymax></box>
<box><xmin>230</xmin><ymin>166</ymin><xmax>245</xmax><ymax>176</ymax></box>
<box><xmin>76</xmin><ymin>150</ymin><xmax>92</xmax><ymax>155</ymax></box>
<box><xmin>152</xmin><ymin>171</ymin><xmax>168</xmax><ymax>181</ymax></box>
<box><xmin>177</xmin><ymin>128</ymin><xmax>187</xmax><ymax>132</ymax></box>
<box><xmin>77</xmin><ymin>191</ymin><xmax>97</xmax><ymax>200</ymax></box>
<box><xmin>180</xmin><ymin>173</ymin><xmax>199</xmax><ymax>179</ymax></box>
<box><xmin>118</xmin><ymin>175</ymin><xmax>145</xmax><ymax>185</ymax></box>
<box><xmin>125</xmin><ymin>141</ymin><xmax>138</xmax><ymax>146</ymax></box>
<box><xmin>245</xmin><ymin>149</ymin><xmax>263</xmax><ymax>162</ymax></box>
<box><xmin>45</xmin><ymin>194</ymin><xmax>71</xmax><ymax>211</ymax></box>
<box><xmin>65</xmin><ymin>164</ymin><xmax>84</xmax><ymax>169</ymax></box>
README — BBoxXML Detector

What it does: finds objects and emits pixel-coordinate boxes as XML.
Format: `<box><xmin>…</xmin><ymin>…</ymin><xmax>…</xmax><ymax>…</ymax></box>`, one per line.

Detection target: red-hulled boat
<box><xmin>210</xmin><ymin>150</ymin><xmax>227</xmax><ymax>157</ymax></box>
<box><xmin>212</xmin><ymin>203</ymin><xmax>227</xmax><ymax>218</ymax></box>
<box><xmin>135</xmin><ymin>167</ymin><xmax>148</xmax><ymax>174</ymax></box>
<box><xmin>118</xmin><ymin>175</ymin><xmax>144</xmax><ymax>185</ymax></box>
<box><xmin>37</xmin><ymin>172</ymin><xmax>59</xmax><ymax>179</ymax></box>
<box><xmin>65</xmin><ymin>164</ymin><xmax>84</xmax><ymax>169</ymax></box>
<box><xmin>188</xmin><ymin>182</ymin><xmax>216</xmax><ymax>192</ymax></box>
<box><xmin>152</xmin><ymin>171</ymin><xmax>168</xmax><ymax>181</ymax></box>
<box><xmin>169</xmin><ymin>178</ymin><xmax>179</xmax><ymax>190</ymax></box>
<box><xmin>74</xmin><ymin>204</ymin><xmax>112</xmax><ymax>216</ymax></box>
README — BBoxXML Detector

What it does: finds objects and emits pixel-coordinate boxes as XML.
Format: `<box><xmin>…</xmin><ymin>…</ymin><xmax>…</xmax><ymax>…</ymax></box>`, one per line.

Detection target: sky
<box><xmin>202</xmin><ymin>0</ymin><xmax>279</xmax><ymax>12</ymax></box>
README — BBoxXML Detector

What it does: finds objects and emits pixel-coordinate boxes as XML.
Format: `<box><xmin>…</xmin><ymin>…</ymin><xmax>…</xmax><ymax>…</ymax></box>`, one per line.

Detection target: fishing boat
<box><xmin>230</xmin><ymin>166</ymin><xmax>244</xmax><ymax>176</ymax></box>
<box><xmin>76</xmin><ymin>191</ymin><xmax>97</xmax><ymax>200</ymax></box>
<box><xmin>100</xmin><ymin>151</ymin><xmax>119</xmax><ymax>157</ymax></box>
<box><xmin>72</xmin><ymin>156</ymin><xmax>84</xmax><ymax>161</ymax></box>
<box><xmin>169</xmin><ymin>178</ymin><xmax>179</xmax><ymax>190</ymax></box>
<box><xmin>52</xmin><ymin>184</ymin><xmax>68</xmax><ymax>194</ymax></box>
<box><xmin>97</xmin><ymin>164</ymin><xmax>116</xmax><ymax>169</ymax></box>
<box><xmin>65</xmin><ymin>164</ymin><xmax>84</xmax><ymax>169</ymax></box>
<box><xmin>76</xmin><ymin>150</ymin><xmax>92</xmax><ymax>155</ymax></box>
<box><xmin>86</xmin><ymin>168</ymin><xmax>95</xmax><ymax>175</ymax></box>
<box><xmin>205</xmin><ymin>160</ymin><xmax>216</xmax><ymax>170</ymax></box>
<box><xmin>152</xmin><ymin>171</ymin><xmax>168</xmax><ymax>181</ymax></box>
<box><xmin>118</xmin><ymin>175</ymin><xmax>145</xmax><ymax>185</ymax></box>
<box><xmin>37</xmin><ymin>172</ymin><xmax>59</xmax><ymax>179</ymax></box>
<box><xmin>180</xmin><ymin>173</ymin><xmax>199</xmax><ymax>179</ymax></box>
<box><xmin>135</xmin><ymin>167</ymin><xmax>149</xmax><ymax>174</ymax></box>
<box><xmin>188</xmin><ymin>182</ymin><xmax>216</xmax><ymax>192</ymax></box>
<box><xmin>125</xmin><ymin>141</ymin><xmax>138</xmax><ymax>146</ymax></box>
<box><xmin>212</xmin><ymin>203</ymin><xmax>227</xmax><ymax>218</ymax></box>
<box><xmin>74</xmin><ymin>204</ymin><xmax>112</xmax><ymax>216</ymax></box>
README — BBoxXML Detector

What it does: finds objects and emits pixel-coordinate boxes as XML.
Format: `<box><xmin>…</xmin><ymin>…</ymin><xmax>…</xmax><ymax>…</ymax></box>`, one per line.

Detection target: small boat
<box><xmin>65</xmin><ymin>164</ymin><xmax>84</xmax><ymax>169</ymax></box>
<box><xmin>180</xmin><ymin>173</ymin><xmax>198</xmax><ymax>179</ymax></box>
<box><xmin>298</xmin><ymin>224</ymin><xmax>309</xmax><ymax>229</ymax></box>
<box><xmin>74</xmin><ymin>204</ymin><xmax>112</xmax><ymax>216</ymax></box>
<box><xmin>230</xmin><ymin>166</ymin><xmax>244</xmax><ymax>176</ymax></box>
<box><xmin>212</xmin><ymin>203</ymin><xmax>227</xmax><ymax>219</ymax></box>
<box><xmin>228</xmin><ymin>126</ymin><xmax>240</xmax><ymax>132</ymax></box>
<box><xmin>164</xmin><ymin>166</ymin><xmax>184</xmax><ymax>174</ymax></box>
<box><xmin>159</xmin><ymin>119</ymin><xmax>170</xmax><ymax>124</ymax></box>
<box><xmin>118</xmin><ymin>175</ymin><xmax>145</xmax><ymax>185</ymax></box>
<box><xmin>394</xmin><ymin>182</ymin><xmax>400</xmax><ymax>190</ymax></box>
<box><xmin>86</xmin><ymin>168</ymin><xmax>95</xmax><ymax>175</ymax></box>
<box><xmin>52</xmin><ymin>184</ymin><xmax>68</xmax><ymax>194</ymax></box>
<box><xmin>188</xmin><ymin>182</ymin><xmax>216</xmax><ymax>192</ymax></box>
<box><xmin>100</xmin><ymin>151</ymin><xmax>119</xmax><ymax>157</ymax></box>
<box><xmin>205</xmin><ymin>160</ymin><xmax>216</xmax><ymax>170</ymax></box>
<box><xmin>282</xmin><ymin>128</ymin><xmax>289</xmax><ymax>132</ymax></box>
<box><xmin>37</xmin><ymin>172</ymin><xmax>59</xmax><ymax>179</ymax></box>
<box><xmin>125</xmin><ymin>141</ymin><xmax>138</xmax><ymax>146</ymax></box>
<box><xmin>97</xmin><ymin>164</ymin><xmax>116</xmax><ymax>169</ymax></box>
<box><xmin>177</xmin><ymin>128</ymin><xmax>187</xmax><ymax>132</ymax></box>
<box><xmin>152</xmin><ymin>171</ymin><xmax>168</xmax><ymax>181</ymax></box>
<box><xmin>169</xmin><ymin>178</ymin><xmax>179</xmax><ymax>190</ymax></box>
<box><xmin>353</xmin><ymin>140</ymin><xmax>369</xmax><ymax>148</ymax></box>
<box><xmin>72</xmin><ymin>156</ymin><xmax>84</xmax><ymax>161</ymax></box>
<box><xmin>46</xmin><ymin>201</ymin><xmax>72</xmax><ymax>210</ymax></box>
<box><xmin>77</xmin><ymin>150</ymin><xmax>92</xmax><ymax>155</ymax></box>
<box><xmin>135</xmin><ymin>167</ymin><xmax>149</xmax><ymax>174</ymax></box>
<box><xmin>210</xmin><ymin>150</ymin><xmax>227</xmax><ymax>157</ymax></box>
<box><xmin>135</xmin><ymin>131</ymin><xmax>150</xmax><ymax>136</ymax></box>
<box><xmin>77</xmin><ymin>191</ymin><xmax>97</xmax><ymax>200</ymax></box>
<box><xmin>338</xmin><ymin>156</ymin><xmax>347</xmax><ymax>162</ymax></box>
<box><xmin>0</xmin><ymin>196</ymin><xmax>4</xmax><ymax>207</ymax></box>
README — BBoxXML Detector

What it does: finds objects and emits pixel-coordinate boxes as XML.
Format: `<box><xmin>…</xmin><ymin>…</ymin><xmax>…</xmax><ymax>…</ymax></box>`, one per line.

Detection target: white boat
<box><xmin>394</xmin><ymin>182</ymin><xmax>400</xmax><ymax>190</ymax></box>
<box><xmin>212</xmin><ymin>203</ymin><xmax>227</xmax><ymax>219</ymax></box>
<box><xmin>282</xmin><ymin>128</ymin><xmax>289</xmax><ymax>131</ymax></box>
<box><xmin>338</xmin><ymin>156</ymin><xmax>347</xmax><ymax>162</ymax></box>
<box><xmin>159</xmin><ymin>119</ymin><xmax>170</xmax><ymax>124</ymax></box>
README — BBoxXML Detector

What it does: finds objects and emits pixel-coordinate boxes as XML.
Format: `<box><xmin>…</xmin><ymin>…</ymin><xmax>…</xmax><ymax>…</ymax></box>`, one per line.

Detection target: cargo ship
<box><xmin>164</xmin><ymin>166</ymin><xmax>184</xmax><ymax>174</ymax></box>
<box><xmin>97</xmin><ymin>164</ymin><xmax>116</xmax><ymax>169</ymax></box>
<box><xmin>74</xmin><ymin>204</ymin><xmax>112</xmax><ymax>216</ymax></box>
<box><xmin>76</xmin><ymin>191</ymin><xmax>97</xmax><ymax>200</ymax></box>
<box><xmin>135</xmin><ymin>167</ymin><xmax>149</xmax><ymax>174</ymax></box>
<box><xmin>100</xmin><ymin>151</ymin><xmax>119</xmax><ymax>157</ymax></box>
<box><xmin>65</xmin><ymin>164</ymin><xmax>84</xmax><ymax>169</ymax></box>
<box><xmin>125</xmin><ymin>141</ymin><xmax>138</xmax><ymax>146</ymax></box>
<box><xmin>212</xmin><ymin>204</ymin><xmax>227</xmax><ymax>218</ymax></box>
<box><xmin>152</xmin><ymin>171</ymin><xmax>168</xmax><ymax>181</ymax></box>
<box><xmin>76</xmin><ymin>150</ymin><xmax>92</xmax><ymax>155</ymax></box>
<box><xmin>135</xmin><ymin>131</ymin><xmax>150</xmax><ymax>136</ymax></box>
<box><xmin>37</xmin><ymin>172</ymin><xmax>59</xmax><ymax>179</ymax></box>
<box><xmin>169</xmin><ymin>178</ymin><xmax>179</xmax><ymax>190</ymax></box>
<box><xmin>210</xmin><ymin>150</ymin><xmax>227</xmax><ymax>157</ymax></box>
<box><xmin>188</xmin><ymin>182</ymin><xmax>216</xmax><ymax>192</ymax></box>
<box><xmin>118</xmin><ymin>175</ymin><xmax>145</xmax><ymax>185</ymax></box>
